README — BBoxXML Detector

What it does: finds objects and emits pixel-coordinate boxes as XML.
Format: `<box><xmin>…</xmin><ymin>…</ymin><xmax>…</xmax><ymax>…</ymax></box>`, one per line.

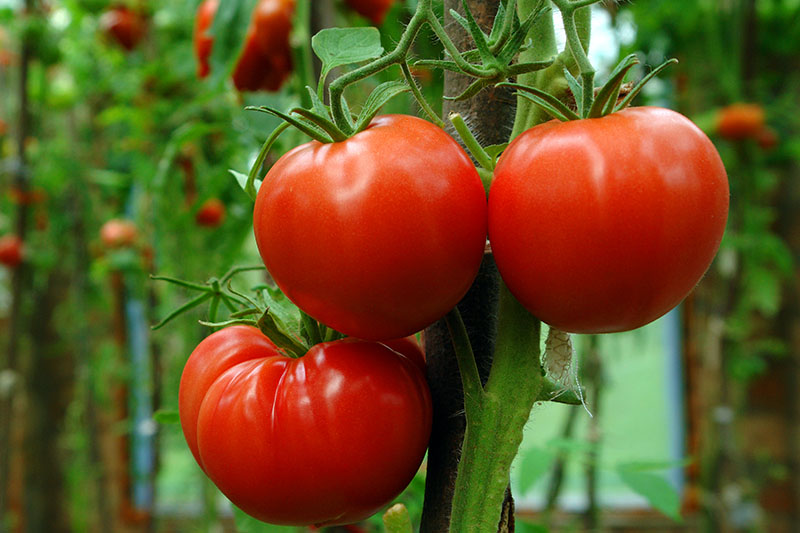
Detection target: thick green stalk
<box><xmin>448</xmin><ymin>285</ymin><xmax>543</xmax><ymax>532</ymax></box>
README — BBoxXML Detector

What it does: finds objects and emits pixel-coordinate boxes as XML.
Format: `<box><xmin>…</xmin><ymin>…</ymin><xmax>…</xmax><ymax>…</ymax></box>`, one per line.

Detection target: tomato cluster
<box><xmin>180</xmin><ymin>326</ymin><xmax>431</xmax><ymax>526</ymax></box>
<box><xmin>0</xmin><ymin>235</ymin><xmax>23</xmax><ymax>268</ymax></box>
<box><xmin>100</xmin><ymin>6</ymin><xmax>146</xmax><ymax>51</ymax></box>
<box><xmin>194</xmin><ymin>0</ymin><xmax>294</xmax><ymax>92</ymax></box>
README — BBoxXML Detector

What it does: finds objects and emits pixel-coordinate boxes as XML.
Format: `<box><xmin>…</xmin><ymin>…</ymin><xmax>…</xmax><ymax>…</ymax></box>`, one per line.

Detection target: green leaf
<box><xmin>484</xmin><ymin>143</ymin><xmax>508</xmax><ymax>164</ymax></box>
<box><xmin>261</xmin><ymin>285</ymin><xmax>303</xmax><ymax>338</ymax></box>
<box><xmin>617</xmin><ymin>467</ymin><xmax>682</xmax><ymax>522</ymax></box>
<box><xmin>208</xmin><ymin>0</ymin><xmax>259</xmax><ymax>87</ymax></box>
<box><xmin>312</xmin><ymin>27</ymin><xmax>384</xmax><ymax>85</ymax></box>
<box><xmin>257</xmin><ymin>310</ymin><xmax>308</xmax><ymax>357</ymax></box>
<box><xmin>354</xmin><ymin>81</ymin><xmax>411</xmax><ymax>132</ymax></box>
<box><xmin>232</xmin><ymin>506</ymin><xmax>305</xmax><ymax>533</ymax></box>
<box><xmin>564</xmin><ymin>68</ymin><xmax>584</xmax><ymax>116</ymax></box>
<box><xmin>152</xmin><ymin>410</ymin><xmax>180</xmax><ymax>425</ymax></box>
<box><xmin>230</xmin><ymin>169</ymin><xmax>261</xmax><ymax>198</ymax></box>
<box><xmin>516</xmin><ymin>447</ymin><xmax>555</xmax><ymax>494</ymax></box>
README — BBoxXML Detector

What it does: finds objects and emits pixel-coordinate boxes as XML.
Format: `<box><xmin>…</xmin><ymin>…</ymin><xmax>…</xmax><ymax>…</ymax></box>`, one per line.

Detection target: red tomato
<box><xmin>194</xmin><ymin>0</ymin><xmax>294</xmax><ymax>92</ymax></box>
<box><xmin>99</xmin><ymin>6</ymin><xmax>146</xmax><ymax>51</ymax></box>
<box><xmin>715</xmin><ymin>103</ymin><xmax>765</xmax><ymax>141</ymax></box>
<box><xmin>195</xmin><ymin>198</ymin><xmax>226</xmax><ymax>227</ymax></box>
<box><xmin>344</xmin><ymin>0</ymin><xmax>394</xmax><ymax>25</ymax></box>
<box><xmin>100</xmin><ymin>219</ymin><xmax>138</xmax><ymax>249</ymax></box>
<box><xmin>179</xmin><ymin>326</ymin><xmax>432</xmax><ymax>526</ymax></box>
<box><xmin>0</xmin><ymin>235</ymin><xmax>23</xmax><ymax>268</ymax></box>
<box><xmin>253</xmin><ymin>115</ymin><xmax>487</xmax><ymax>341</ymax></box>
<box><xmin>489</xmin><ymin>107</ymin><xmax>729</xmax><ymax>334</ymax></box>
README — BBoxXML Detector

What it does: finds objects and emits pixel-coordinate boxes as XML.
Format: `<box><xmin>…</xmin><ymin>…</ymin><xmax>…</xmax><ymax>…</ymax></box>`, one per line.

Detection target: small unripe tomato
<box><xmin>195</xmin><ymin>198</ymin><xmax>226</xmax><ymax>227</ymax></box>
<box><xmin>100</xmin><ymin>219</ymin><xmax>138</xmax><ymax>249</ymax></box>
<box><xmin>715</xmin><ymin>103</ymin><xmax>765</xmax><ymax>141</ymax></box>
<box><xmin>0</xmin><ymin>235</ymin><xmax>24</xmax><ymax>268</ymax></box>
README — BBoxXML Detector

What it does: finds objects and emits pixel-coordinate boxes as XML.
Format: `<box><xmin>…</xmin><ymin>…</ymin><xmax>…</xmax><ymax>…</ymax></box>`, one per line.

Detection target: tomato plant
<box><xmin>100</xmin><ymin>219</ymin><xmax>138</xmax><ymax>249</ymax></box>
<box><xmin>0</xmin><ymin>235</ymin><xmax>23</xmax><ymax>268</ymax></box>
<box><xmin>194</xmin><ymin>0</ymin><xmax>294</xmax><ymax>92</ymax></box>
<box><xmin>179</xmin><ymin>325</ymin><xmax>432</xmax><ymax>526</ymax></box>
<box><xmin>344</xmin><ymin>0</ymin><xmax>394</xmax><ymax>25</ymax></box>
<box><xmin>253</xmin><ymin>114</ymin><xmax>488</xmax><ymax>341</ymax></box>
<box><xmin>715</xmin><ymin>103</ymin><xmax>765</xmax><ymax>141</ymax></box>
<box><xmin>99</xmin><ymin>6</ymin><xmax>146</xmax><ymax>51</ymax></box>
<box><xmin>195</xmin><ymin>198</ymin><xmax>226</xmax><ymax>227</ymax></box>
<box><xmin>489</xmin><ymin>107</ymin><xmax>729</xmax><ymax>334</ymax></box>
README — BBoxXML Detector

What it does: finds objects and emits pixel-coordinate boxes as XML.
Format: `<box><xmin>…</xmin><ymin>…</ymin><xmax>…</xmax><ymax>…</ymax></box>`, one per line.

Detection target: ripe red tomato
<box><xmin>100</xmin><ymin>219</ymin><xmax>138</xmax><ymax>249</ymax></box>
<box><xmin>253</xmin><ymin>115</ymin><xmax>487</xmax><ymax>341</ymax></box>
<box><xmin>715</xmin><ymin>103</ymin><xmax>765</xmax><ymax>141</ymax></box>
<box><xmin>489</xmin><ymin>107</ymin><xmax>729</xmax><ymax>334</ymax></box>
<box><xmin>382</xmin><ymin>335</ymin><xmax>425</xmax><ymax>370</ymax></box>
<box><xmin>99</xmin><ymin>6</ymin><xmax>146</xmax><ymax>51</ymax></box>
<box><xmin>194</xmin><ymin>0</ymin><xmax>294</xmax><ymax>92</ymax></box>
<box><xmin>344</xmin><ymin>0</ymin><xmax>394</xmax><ymax>25</ymax></box>
<box><xmin>179</xmin><ymin>326</ymin><xmax>432</xmax><ymax>526</ymax></box>
<box><xmin>0</xmin><ymin>235</ymin><xmax>23</xmax><ymax>268</ymax></box>
<box><xmin>195</xmin><ymin>198</ymin><xmax>226</xmax><ymax>227</ymax></box>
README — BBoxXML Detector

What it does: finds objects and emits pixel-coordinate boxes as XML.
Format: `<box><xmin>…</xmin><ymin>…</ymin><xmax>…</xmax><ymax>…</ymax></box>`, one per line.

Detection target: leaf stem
<box><xmin>551</xmin><ymin>0</ymin><xmax>596</xmax><ymax>116</ymax></box>
<box><xmin>401</xmin><ymin>61</ymin><xmax>445</xmax><ymax>128</ymax></box>
<box><xmin>449</xmin><ymin>113</ymin><xmax>495</xmax><ymax>171</ymax></box>
<box><xmin>444</xmin><ymin>308</ymin><xmax>485</xmax><ymax>417</ymax></box>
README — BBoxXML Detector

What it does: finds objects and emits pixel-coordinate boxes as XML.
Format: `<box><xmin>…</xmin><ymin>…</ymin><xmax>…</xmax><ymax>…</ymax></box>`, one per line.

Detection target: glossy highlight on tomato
<box><xmin>194</xmin><ymin>0</ymin><xmax>294</xmax><ymax>92</ymax></box>
<box><xmin>489</xmin><ymin>107</ymin><xmax>729</xmax><ymax>334</ymax></box>
<box><xmin>179</xmin><ymin>326</ymin><xmax>432</xmax><ymax>526</ymax></box>
<box><xmin>253</xmin><ymin>114</ymin><xmax>488</xmax><ymax>341</ymax></box>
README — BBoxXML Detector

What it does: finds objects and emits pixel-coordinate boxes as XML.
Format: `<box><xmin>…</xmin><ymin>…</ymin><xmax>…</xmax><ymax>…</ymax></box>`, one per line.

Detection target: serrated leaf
<box><xmin>517</xmin><ymin>447</ymin><xmax>555</xmax><ymax>494</ymax></box>
<box><xmin>152</xmin><ymin>410</ymin><xmax>180</xmax><ymax>425</ymax></box>
<box><xmin>617</xmin><ymin>467</ymin><xmax>682</xmax><ymax>522</ymax></box>
<box><xmin>208</xmin><ymin>0</ymin><xmax>259</xmax><ymax>87</ymax></box>
<box><xmin>354</xmin><ymin>81</ymin><xmax>411</xmax><ymax>132</ymax></box>
<box><xmin>312</xmin><ymin>27</ymin><xmax>384</xmax><ymax>84</ymax></box>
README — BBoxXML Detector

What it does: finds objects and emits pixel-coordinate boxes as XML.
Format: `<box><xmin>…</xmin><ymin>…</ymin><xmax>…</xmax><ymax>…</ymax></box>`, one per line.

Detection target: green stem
<box><xmin>443</xmin><ymin>308</ymin><xmax>485</xmax><ymax>417</ymax></box>
<box><xmin>328</xmin><ymin>0</ymin><xmax>433</xmax><ymax>133</ymax></box>
<box><xmin>449</xmin><ymin>113</ymin><xmax>494</xmax><ymax>171</ymax></box>
<box><xmin>448</xmin><ymin>284</ymin><xmax>543</xmax><ymax>533</ymax></box>
<box><xmin>401</xmin><ymin>61</ymin><xmax>445</xmax><ymax>128</ymax></box>
<box><xmin>511</xmin><ymin>0</ymin><xmax>556</xmax><ymax>137</ymax></box>
<box><xmin>301</xmin><ymin>311</ymin><xmax>323</xmax><ymax>346</ymax></box>
<box><xmin>552</xmin><ymin>0</ymin><xmax>596</xmax><ymax>116</ymax></box>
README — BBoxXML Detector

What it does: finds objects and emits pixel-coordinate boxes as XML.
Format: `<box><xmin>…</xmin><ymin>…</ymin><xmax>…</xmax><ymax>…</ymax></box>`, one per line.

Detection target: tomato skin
<box><xmin>100</xmin><ymin>6</ymin><xmax>145</xmax><ymax>51</ymax></box>
<box><xmin>489</xmin><ymin>107</ymin><xmax>729</xmax><ymax>334</ymax></box>
<box><xmin>382</xmin><ymin>335</ymin><xmax>425</xmax><ymax>370</ymax></box>
<box><xmin>194</xmin><ymin>0</ymin><xmax>294</xmax><ymax>92</ymax></box>
<box><xmin>344</xmin><ymin>0</ymin><xmax>394</xmax><ymax>25</ymax></box>
<box><xmin>100</xmin><ymin>219</ymin><xmax>138</xmax><ymax>249</ymax></box>
<box><xmin>253</xmin><ymin>115</ymin><xmax>487</xmax><ymax>341</ymax></box>
<box><xmin>715</xmin><ymin>103</ymin><xmax>765</xmax><ymax>140</ymax></box>
<box><xmin>195</xmin><ymin>198</ymin><xmax>226</xmax><ymax>227</ymax></box>
<box><xmin>179</xmin><ymin>326</ymin><xmax>432</xmax><ymax>526</ymax></box>
<box><xmin>0</xmin><ymin>235</ymin><xmax>23</xmax><ymax>268</ymax></box>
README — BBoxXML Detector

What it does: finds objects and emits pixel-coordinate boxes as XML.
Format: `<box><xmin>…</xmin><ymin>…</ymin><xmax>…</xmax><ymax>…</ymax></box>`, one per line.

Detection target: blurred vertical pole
<box><xmin>0</xmin><ymin>0</ymin><xmax>33</xmax><ymax>528</ymax></box>
<box><xmin>420</xmin><ymin>0</ymin><xmax>515</xmax><ymax>530</ymax></box>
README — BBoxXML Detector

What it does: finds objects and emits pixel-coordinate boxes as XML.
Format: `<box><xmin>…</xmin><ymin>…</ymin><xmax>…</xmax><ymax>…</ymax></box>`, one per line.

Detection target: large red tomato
<box><xmin>344</xmin><ymin>0</ymin><xmax>394</xmax><ymax>25</ymax></box>
<box><xmin>253</xmin><ymin>115</ymin><xmax>487</xmax><ymax>341</ymax></box>
<box><xmin>179</xmin><ymin>326</ymin><xmax>432</xmax><ymax>526</ymax></box>
<box><xmin>489</xmin><ymin>107</ymin><xmax>729</xmax><ymax>334</ymax></box>
<box><xmin>194</xmin><ymin>0</ymin><xmax>293</xmax><ymax>92</ymax></box>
